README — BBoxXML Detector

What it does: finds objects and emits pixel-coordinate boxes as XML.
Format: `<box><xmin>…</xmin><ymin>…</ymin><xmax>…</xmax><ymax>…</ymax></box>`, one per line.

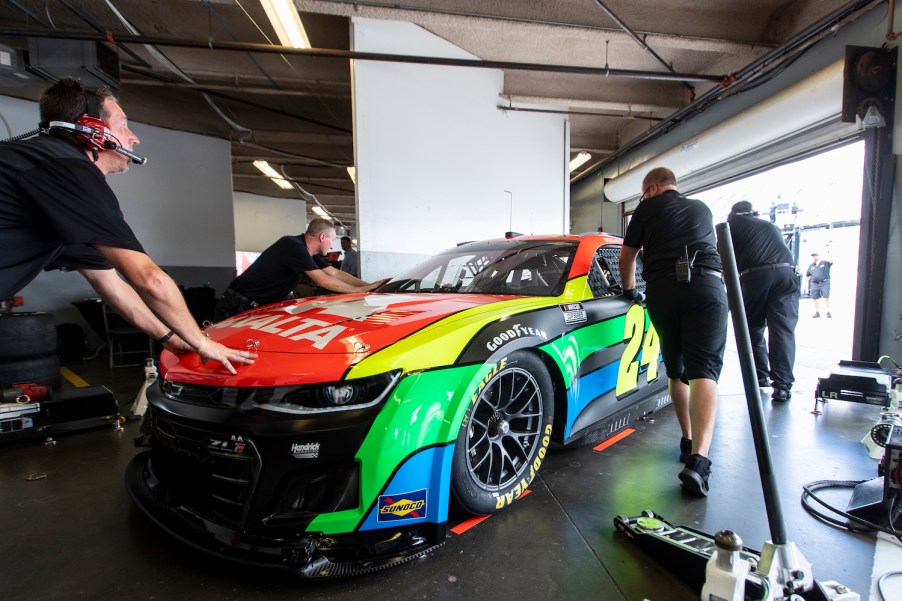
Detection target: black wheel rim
<box><xmin>466</xmin><ymin>366</ymin><xmax>544</xmax><ymax>491</ymax></box>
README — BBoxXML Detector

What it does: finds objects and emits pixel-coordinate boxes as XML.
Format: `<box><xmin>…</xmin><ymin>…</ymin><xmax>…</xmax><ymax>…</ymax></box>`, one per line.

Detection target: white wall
<box><xmin>351</xmin><ymin>18</ymin><xmax>569</xmax><ymax>280</ymax></box>
<box><xmin>1</xmin><ymin>93</ymin><xmax>235</xmax><ymax>339</ymax></box>
<box><xmin>233</xmin><ymin>191</ymin><xmax>306</xmax><ymax>252</ymax></box>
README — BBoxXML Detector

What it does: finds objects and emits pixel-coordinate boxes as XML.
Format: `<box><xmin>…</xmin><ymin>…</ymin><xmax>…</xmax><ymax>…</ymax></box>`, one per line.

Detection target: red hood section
<box><xmin>159</xmin><ymin>292</ymin><xmax>511</xmax><ymax>386</ymax></box>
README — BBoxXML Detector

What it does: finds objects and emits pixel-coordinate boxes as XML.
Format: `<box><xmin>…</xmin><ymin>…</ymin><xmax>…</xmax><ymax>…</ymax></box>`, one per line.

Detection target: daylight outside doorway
<box><xmin>694</xmin><ymin>141</ymin><xmax>864</xmax><ymax>396</ymax></box>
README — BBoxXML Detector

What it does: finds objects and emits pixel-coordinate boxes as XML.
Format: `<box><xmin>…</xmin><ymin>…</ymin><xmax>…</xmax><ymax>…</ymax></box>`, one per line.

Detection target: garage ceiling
<box><xmin>0</xmin><ymin>0</ymin><xmax>878</xmax><ymax>228</ymax></box>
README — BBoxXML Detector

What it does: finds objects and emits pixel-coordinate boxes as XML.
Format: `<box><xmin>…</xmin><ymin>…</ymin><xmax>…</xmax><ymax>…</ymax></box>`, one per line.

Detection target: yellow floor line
<box><xmin>60</xmin><ymin>367</ymin><xmax>90</xmax><ymax>388</ymax></box>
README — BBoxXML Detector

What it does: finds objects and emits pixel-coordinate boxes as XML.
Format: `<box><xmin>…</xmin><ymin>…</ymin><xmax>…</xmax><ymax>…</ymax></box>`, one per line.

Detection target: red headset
<box><xmin>44</xmin><ymin>93</ymin><xmax>147</xmax><ymax>165</ymax></box>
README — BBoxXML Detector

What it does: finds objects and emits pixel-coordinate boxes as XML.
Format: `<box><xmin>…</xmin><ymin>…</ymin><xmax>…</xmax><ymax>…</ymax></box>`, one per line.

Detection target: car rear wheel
<box><xmin>450</xmin><ymin>351</ymin><xmax>555</xmax><ymax>515</ymax></box>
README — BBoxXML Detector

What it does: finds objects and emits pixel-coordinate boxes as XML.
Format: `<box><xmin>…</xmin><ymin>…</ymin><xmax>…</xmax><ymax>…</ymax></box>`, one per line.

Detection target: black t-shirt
<box><xmin>727</xmin><ymin>214</ymin><xmax>793</xmax><ymax>272</ymax></box>
<box><xmin>806</xmin><ymin>261</ymin><xmax>832</xmax><ymax>282</ymax></box>
<box><xmin>228</xmin><ymin>235</ymin><xmax>329</xmax><ymax>305</ymax></box>
<box><xmin>0</xmin><ymin>135</ymin><xmax>144</xmax><ymax>298</ymax></box>
<box><xmin>623</xmin><ymin>189</ymin><xmax>722</xmax><ymax>282</ymax></box>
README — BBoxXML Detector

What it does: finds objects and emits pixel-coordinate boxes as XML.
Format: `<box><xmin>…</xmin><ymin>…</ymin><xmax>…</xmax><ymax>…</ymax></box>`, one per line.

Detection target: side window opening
<box><xmin>588</xmin><ymin>244</ymin><xmax>647</xmax><ymax>299</ymax></box>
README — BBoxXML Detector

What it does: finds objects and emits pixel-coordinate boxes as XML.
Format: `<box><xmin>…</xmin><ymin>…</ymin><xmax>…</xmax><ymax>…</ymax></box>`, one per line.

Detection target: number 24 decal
<box><xmin>615</xmin><ymin>304</ymin><xmax>660</xmax><ymax>395</ymax></box>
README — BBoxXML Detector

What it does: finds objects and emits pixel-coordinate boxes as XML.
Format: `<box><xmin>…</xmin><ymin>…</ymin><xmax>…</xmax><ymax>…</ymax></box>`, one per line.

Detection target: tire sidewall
<box><xmin>0</xmin><ymin>312</ymin><xmax>58</xmax><ymax>361</ymax></box>
<box><xmin>450</xmin><ymin>351</ymin><xmax>555</xmax><ymax>515</ymax></box>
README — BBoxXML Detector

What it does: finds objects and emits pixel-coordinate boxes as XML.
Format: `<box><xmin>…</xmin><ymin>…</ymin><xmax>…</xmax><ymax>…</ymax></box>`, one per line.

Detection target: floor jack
<box><xmin>614</xmin><ymin>223</ymin><xmax>859</xmax><ymax>601</ymax></box>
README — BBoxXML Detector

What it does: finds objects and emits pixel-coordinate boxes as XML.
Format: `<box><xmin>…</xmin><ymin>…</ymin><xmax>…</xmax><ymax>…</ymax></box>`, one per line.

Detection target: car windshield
<box><xmin>380</xmin><ymin>240</ymin><xmax>578</xmax><ymax>296</ymax></box>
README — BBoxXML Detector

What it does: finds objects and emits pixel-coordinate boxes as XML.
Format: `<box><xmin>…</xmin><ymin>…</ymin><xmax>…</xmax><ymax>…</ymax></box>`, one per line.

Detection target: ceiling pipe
<box><xmin>498</xmin><ymin>104</ymin><xmax>664</xmax><ymax>121</ymax></box>
<box><xmin>582</xmin><ymin>0</ymin><xmax>879</xmax><ymax>180</ymax></box>
<box><xmin>0</xmin><ymin>29</ymin><xmax>726</xmax><ymax>83</ymax></box>
<box><xmin>591</xmin><ymin>0</ymin><xmax>696</xmax><ymax>98</ymax></box>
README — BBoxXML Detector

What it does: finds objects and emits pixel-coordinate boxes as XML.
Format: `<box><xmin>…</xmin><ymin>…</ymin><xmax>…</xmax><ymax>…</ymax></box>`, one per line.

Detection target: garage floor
<box><xmin>1</xmin><ymin>314</ymin><xmax>899</xmax><ymax>601</ymax></box>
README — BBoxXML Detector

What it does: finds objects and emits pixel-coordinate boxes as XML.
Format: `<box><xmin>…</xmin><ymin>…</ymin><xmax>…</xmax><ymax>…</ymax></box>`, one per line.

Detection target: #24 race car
<box><xmin>125</xmin><ymin>233</ymin><xmax>670</xmax><ymax>578</ymax></box>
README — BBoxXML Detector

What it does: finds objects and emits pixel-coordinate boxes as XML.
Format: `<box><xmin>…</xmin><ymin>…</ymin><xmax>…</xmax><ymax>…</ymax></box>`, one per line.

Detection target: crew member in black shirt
<box><xmin>214</xmin><ymin>218</ymin><xmax>389</xmax><ymax>320</ymax></box>
<box><xmin>804</xmin><ymin>252</ymin><xmax>833</xmax><ymax>318</ymax></box>
<box><xmin>727</xmin><ymin>201</ymin><xmax>799</xmax><ymax>402</ymax></box>
<box><xmin>619</xmin><ymin>167</ymin><xmax>727</xmax><ymax>497</ymax></box>
<box><xmin>0</xmin><ymin>77</ymin><xmax>254</xmax><ymax>374</ymax></box>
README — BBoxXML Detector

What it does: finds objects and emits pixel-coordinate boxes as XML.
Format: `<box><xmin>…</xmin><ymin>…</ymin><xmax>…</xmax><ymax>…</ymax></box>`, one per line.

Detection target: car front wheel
<box><xmin>450</xmin><ymin>351</ymin><xmax>555</xmax><ymax>515</ymax></box>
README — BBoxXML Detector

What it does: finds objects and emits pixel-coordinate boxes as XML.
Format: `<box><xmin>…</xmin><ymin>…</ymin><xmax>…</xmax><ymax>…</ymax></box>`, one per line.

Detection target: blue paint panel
<box><xmin>359</xmin><ymin>445</ymin><xmax>453</xmax><ymax>531</ymax></box>
<box><xmin>563</xmin><ymin>362</ymin><xmax>619</xmax><ymax>438</ymax></box>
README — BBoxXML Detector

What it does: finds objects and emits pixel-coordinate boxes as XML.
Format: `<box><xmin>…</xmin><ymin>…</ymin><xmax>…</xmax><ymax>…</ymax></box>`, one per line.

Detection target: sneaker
<box><xmin>758</xmin><ymin>376</ymin><xmax>772</xmax><ymax>388</ymax></box>
<box><xmin>827</xmin><ymin>312</ymin><xmax>832</xmax><ymax>318</ymax></box>
<box><xmin>812</xmin><ymin>312</ymin><xmax>820</xmax><ymax>318</ymax></box>
<box><xmin>679</xmin><ymin>437</ymin><xmax>692</xmax><ymax>463</ymax></box>
<box><xmin>679</xmin><ymin>454</ymin><xmax>711</xmax><ymax>496</ymax></box>
<box><xmin>772</xmin><ymin>388</ymin><xmax>791</xmax><ymax>402</ymax></box>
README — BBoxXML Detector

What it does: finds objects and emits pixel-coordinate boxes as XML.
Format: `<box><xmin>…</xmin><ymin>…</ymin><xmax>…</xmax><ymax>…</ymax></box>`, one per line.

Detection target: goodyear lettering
<box><xmin>486</xmin><ymin>323</ymin><xmax>548</xmax><ymax>351</ymax></box>
<box><xmin>471</xmin><ymin>358</ymin><xmax>508</xmax><ymax>403</ymax></box>
<box><xmin>495</xmin><ymin>423</ymin><xmax>553</xmax><ymax>510</ymax></box>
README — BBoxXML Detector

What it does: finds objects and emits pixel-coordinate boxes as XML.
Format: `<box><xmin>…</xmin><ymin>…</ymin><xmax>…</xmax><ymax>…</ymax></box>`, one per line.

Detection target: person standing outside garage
<box><xmin>0</xmin><ymin>77</ymin><xmax>254</xmax><ymax>375</ymax></box>
<box><xmin>339</xmin><ymin>235</ymin><xmax>360</xmax><ymax>278</ymax></box>
<box><xmin>804</xmin><ymin>252</ymin><xmax>833</xmax><ymax>318</ymax></box>
<box><xmin>619</xmin><ymin>167</ymin><xmax>728</xmax><ymax>497</ymax></box>
<box><xmin>727</xmin><ymin>201</ymin><xmax>799</xmax><ymax>402</ymax></box>
<box><xmin>215</xmin><ymin>219</ymin><xmax>388</xmax><ymax>320</ymax></box>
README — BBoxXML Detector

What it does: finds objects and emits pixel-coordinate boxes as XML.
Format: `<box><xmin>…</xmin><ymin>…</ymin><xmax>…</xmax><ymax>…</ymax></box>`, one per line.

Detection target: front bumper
<box><xmin>125</xmin><ymin>452</ymin><xmax>443</xmax><ymax>578</ymax></box>
<box><xmin>124</xmin><ymin>385</ymin><xmax>445</xmax><ymax>578</ymax></box>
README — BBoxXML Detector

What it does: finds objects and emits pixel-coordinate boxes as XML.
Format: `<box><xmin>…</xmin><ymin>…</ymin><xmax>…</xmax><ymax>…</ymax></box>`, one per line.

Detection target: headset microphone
<box><xmin>45</xmin><ymin>119</ymin><xmax>147</xmax><ymax>165</ymax></box>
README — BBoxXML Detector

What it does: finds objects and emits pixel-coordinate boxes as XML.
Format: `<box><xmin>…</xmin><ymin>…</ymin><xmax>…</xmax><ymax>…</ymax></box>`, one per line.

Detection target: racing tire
<box><xmin>450</xmin><ymin>351</ymin><xmax>555</xmax><ymax>516</ymax></box>
<box><xmin>0</xmin><ymin>354</ymin><xmax>62</xmax><ymax>391</ymax></box>
<box><xmin>0</xmin><ymin>312</ymin><xmax>57</xmax><ymax>361</ymax></box>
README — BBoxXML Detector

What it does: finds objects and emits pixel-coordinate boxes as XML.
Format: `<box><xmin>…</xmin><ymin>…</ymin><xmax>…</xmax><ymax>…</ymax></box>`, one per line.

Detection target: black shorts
<box><xmin>645</xmin><ymin>274</ymin><xmax>728</xmax><ymax>382</ymax></box>
<box><xmin>809</xmin><ymin>280</ymin><xmax>830</xmax><ymax>299</ymax></box>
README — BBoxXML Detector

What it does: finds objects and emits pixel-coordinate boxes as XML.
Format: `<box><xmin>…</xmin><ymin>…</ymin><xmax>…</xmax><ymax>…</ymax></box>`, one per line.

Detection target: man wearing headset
<box><xmin>0</xmin><ymin>77</ymin><xmax>254</xmax><ymax>374</ymax></box>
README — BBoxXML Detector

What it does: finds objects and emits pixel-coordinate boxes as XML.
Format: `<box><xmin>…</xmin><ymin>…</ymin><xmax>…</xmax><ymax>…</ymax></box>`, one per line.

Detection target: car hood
<box><xmin>159</xmin><ymin>292</ymin><xmax>545</xmax><ymax>387</ymax></box>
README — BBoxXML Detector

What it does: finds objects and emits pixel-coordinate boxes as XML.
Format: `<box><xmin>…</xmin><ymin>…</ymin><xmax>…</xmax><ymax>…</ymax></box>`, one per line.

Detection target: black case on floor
<box><xmin>0</xmin><ymin>385</ymin><xmax>119</xmax><ymax>443</ymax></box>
<box><xmin>43</xmin><ymin>385</ymin><xmax>119</xmax><ymax>434</ymax></box>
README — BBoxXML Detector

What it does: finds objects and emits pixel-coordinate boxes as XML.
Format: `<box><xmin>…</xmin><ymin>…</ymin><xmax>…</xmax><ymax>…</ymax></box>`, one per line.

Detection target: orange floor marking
<box><xmin>592</xmin><ymin>427</ymin><xmax>636</xmax><ymax>452</ymax></box>
<box><xmin>450</xmin><ymin>489</ymin><xmax>532</xmax><ymax>535</ymax></box>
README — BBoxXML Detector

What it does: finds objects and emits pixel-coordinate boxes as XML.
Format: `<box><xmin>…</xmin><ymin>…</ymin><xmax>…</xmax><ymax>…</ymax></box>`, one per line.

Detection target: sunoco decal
<box><xmin>290</xmin><ymin>442</ymin><xmax>320</xmax><ymax>459</ymax></box>
<box><xmin>560</xmin><ymin>302</ymin><xmax>587</xmax><ymax>324</ymax></box>
<box><xmin>377</xmin><ymin>489</ymin><xmax>427</xmax><ymax>522</ymax></box>
<box><xmin>486</xmin><ymin>323</ymin><xmax>548</xmax><ymax>351</ymax></box>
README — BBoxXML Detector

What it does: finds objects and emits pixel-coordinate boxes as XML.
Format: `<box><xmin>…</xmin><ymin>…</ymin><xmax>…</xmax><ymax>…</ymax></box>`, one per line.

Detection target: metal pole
<box><xmin>716</xmin><ymin>222</ymin><xmax>787</xmax><ymax>545</ymax></box>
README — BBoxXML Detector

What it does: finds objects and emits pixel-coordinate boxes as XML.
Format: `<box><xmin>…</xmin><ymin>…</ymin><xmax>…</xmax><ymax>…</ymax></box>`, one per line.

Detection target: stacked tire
<box><xmin>0</xmin><ymin>313</ymin><xmax>61</xmax><ymax>391</ymax></box>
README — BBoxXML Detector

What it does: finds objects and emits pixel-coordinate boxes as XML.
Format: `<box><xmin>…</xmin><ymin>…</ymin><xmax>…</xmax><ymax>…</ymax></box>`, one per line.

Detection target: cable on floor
<box><xmin>801</xmin><ymin>479</ymin><xmax>901</xmax><ymax>538</ymax></box>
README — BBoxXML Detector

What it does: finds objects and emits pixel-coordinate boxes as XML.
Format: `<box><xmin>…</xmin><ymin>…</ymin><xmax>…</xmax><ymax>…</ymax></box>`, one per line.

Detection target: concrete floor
<box><xmin>1</xmin><ymin>311</ymin><xmax>899</xmax><ymax>601</ymax></box>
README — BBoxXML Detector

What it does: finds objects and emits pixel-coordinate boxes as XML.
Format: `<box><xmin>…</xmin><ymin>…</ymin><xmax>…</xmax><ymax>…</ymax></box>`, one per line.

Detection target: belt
<box><xmin>224</xmin><ymin>287</ymin><xmax>259</xmax><ymax>308</ymax></box>
<box><xmin>739</xmin><ymin>262</ymin><xmax>793</xmax><ymax>277</ymax></box>
<box><xmin>691</xmin><ymin>268</ymin><xmax>723</xmax><ymax>280</ymax></box>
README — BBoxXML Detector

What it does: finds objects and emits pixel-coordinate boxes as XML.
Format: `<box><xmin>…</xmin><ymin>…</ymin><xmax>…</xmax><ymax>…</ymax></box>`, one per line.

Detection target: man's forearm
<box><xmin>78</xmin><ymin>268</ymin><xmax>171</xmax><ymax>339</ymax></box>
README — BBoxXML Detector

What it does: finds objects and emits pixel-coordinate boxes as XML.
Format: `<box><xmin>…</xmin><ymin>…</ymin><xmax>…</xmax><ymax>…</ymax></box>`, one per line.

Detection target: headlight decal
<box><xmin>254</xmin><ymin>370</ymin><xmax>401</xmax><ymax>414</ymax></box>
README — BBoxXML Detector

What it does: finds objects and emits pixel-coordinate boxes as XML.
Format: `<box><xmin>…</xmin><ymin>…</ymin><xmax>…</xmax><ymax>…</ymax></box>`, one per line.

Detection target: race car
<box><xmin>125</xmin><ymin>233</ymin><xmax>670</xmax><ymax>578</ymax></box>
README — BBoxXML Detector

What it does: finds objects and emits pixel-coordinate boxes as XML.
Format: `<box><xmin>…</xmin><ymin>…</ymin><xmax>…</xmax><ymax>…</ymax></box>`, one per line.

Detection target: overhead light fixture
<box><xmin>346</xmin><ymin>166</ymin><xmax>356</xmax><ymax>184</ymax></box>
<box><xmin>253</xmin><ymin>160</ymin><xmax>293</xmax><ymax>190</ymax></box>
<box><xmin>260</xmin><ymin>0</ymin><xmax>311</xmax><ymax>49</ymax></box>
<box><xmin>569</xmin><ymin>151</ymin><xmax>592</xmax><ymax>173</ymax></box>
<box><xmin>312</xmin><ymin>206</ymin><xmax>329</xmax><ymax>218</ymax></box>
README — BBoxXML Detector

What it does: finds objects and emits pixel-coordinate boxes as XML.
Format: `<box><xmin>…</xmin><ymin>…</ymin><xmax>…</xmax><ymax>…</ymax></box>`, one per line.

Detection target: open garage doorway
<box><xmin>693</xmin><ymin>141</ymin><xmax>864</xmax><ymax>377</ymax></box>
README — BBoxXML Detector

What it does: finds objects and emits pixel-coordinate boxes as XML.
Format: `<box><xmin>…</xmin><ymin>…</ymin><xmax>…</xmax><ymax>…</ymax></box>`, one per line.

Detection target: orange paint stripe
<box><xmin>592</xmin><ymin>427</ymin><xmax>636</xmax><ymax>452</ymax></box>
<box><xmin>450</xmin><ymin>489</ymin><xmax>532</xmax><ymax>535</ymax></box>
